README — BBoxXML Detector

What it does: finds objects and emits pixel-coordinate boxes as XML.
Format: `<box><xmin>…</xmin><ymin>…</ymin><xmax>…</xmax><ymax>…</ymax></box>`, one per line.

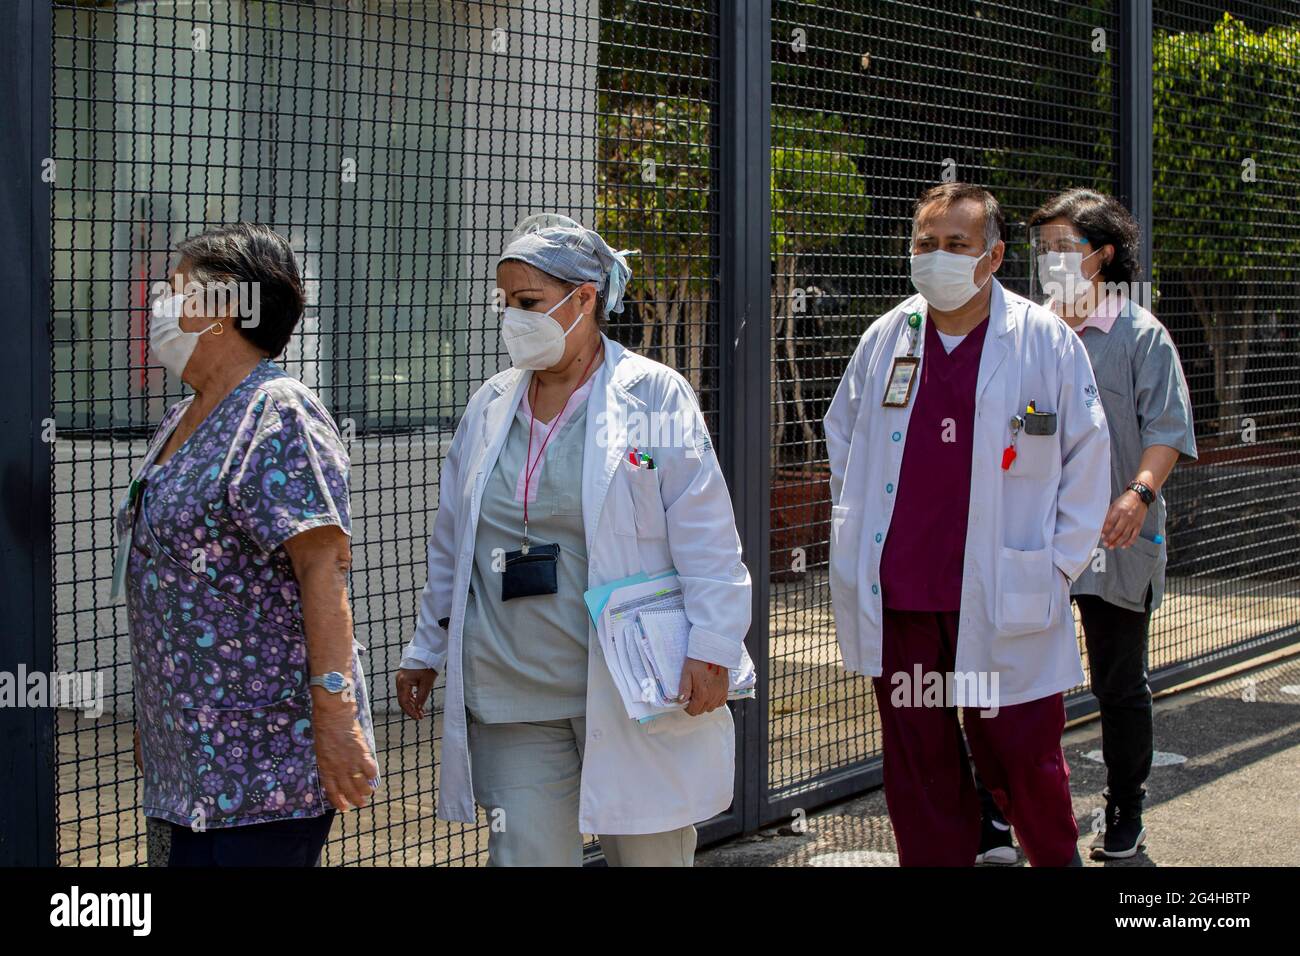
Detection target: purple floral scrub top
<box><xmin>116</xmin><ymin>360</ymin><xmax>378</xmax><ymax>829</ymax></box>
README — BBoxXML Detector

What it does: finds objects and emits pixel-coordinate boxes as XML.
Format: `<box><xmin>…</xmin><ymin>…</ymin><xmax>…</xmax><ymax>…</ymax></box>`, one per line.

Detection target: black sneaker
<box><xmin>1092</xmin><ymin>792</ymin><xmax>1147</xmax><ymax>860</ymax></box>
<box><xmin>974</xmin><ymin>814</ymin><xmax>1017</xmax><ymax>865</ymax></box>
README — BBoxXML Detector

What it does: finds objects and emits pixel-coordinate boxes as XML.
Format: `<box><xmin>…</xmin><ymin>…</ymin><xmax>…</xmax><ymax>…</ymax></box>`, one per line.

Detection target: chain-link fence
<box><xmin>48</xmin><ymin>0</ymin><xmax>719</xmax><ymax>866</ymax></box>
<box><xmin>27</xmin><ymin>0</ymin><xmax>1300</xmax><ymax>865</ymax></box>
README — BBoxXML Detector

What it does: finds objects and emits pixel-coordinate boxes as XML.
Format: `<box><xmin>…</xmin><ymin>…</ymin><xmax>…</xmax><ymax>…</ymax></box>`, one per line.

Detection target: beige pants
<box><xmin>467</xmin><ymin>715</ymin><xmax>697</xmax><ymax>866</ymax></box>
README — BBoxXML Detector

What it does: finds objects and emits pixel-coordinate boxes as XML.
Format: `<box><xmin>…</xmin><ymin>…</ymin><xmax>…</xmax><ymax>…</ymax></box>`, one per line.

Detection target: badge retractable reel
<box><xmin>881</xmin><ymin>311</ymin><xmax>923</xmax><ymax>408</ymax></box>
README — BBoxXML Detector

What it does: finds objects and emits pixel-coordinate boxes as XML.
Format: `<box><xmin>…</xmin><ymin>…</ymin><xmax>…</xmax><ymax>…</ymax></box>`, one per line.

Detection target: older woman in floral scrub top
<box><xmin>117</xmin><ymin>223</ymin><xmax>378</xmax><ymax>866</ymax></box>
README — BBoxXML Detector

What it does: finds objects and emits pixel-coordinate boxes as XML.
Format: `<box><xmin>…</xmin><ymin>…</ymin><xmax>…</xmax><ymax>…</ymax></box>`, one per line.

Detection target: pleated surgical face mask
<box><xmin>149</xmin><ymin>292</ymin><xmax>219</xmax><ymax>379</ymax></box>
<box><xmin>499</xmin><ymin>286</ymin><xmax>583</xmax><ymax>370</ymax></box>
<box><xmin>909</xmin><ymin>248</ymin><xmax>990</xmax><ymax>311</ymax></box>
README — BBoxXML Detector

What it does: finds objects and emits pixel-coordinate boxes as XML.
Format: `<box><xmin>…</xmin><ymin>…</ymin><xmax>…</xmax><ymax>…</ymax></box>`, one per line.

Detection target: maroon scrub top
<box><xmin>880</xmin><ymin>315</ymin><xmax>989</xmax><ymax>611</ymax></box>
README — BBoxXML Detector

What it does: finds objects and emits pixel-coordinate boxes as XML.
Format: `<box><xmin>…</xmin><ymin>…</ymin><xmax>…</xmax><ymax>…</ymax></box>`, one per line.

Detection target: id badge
<box><xmin>501</xmin><ymin>542</ymin><xmax>560</xmax><ymax>602</ymax></box>
<box><xmin>881</xmin><ymin>356</ymin><xmax>920</xmax><ymax>408</ymax></box>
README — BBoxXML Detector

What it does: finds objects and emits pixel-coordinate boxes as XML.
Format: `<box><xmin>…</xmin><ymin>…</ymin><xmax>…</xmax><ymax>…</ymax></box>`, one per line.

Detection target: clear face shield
<box><xmin>1029</xmin><ymin>223</ymin><xmax>1095</xmax><ymax>308</ymax></box>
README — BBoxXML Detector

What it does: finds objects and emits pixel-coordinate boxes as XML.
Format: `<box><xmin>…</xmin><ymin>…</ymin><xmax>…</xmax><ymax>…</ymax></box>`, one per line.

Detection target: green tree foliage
<box><xmin>596</xmin><ymin>0</ymin><xmax>714</xmax><ymax>395</ymax></box>
<box><xmin>597</xmin><ymin>97</ymin><xmax>713</xmax><ymax>395</ymax></box>
<box><xmin>1153</xmin><ymin>13</ymin><xmax>1300</xmax><ymax>439</ymax></box>
<box><xmin>771</xmin><ymin>110</ymin><xmax>870</xmax><ymax>462</ymax></box>
<box><xmin>979</xmin><ymin>0</ymin><xmax>1118</xmax><ymax>247</ymax></box>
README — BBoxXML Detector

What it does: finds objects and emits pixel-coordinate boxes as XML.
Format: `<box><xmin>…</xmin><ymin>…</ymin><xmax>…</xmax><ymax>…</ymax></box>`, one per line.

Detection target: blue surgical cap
<box><xmin>496</xmin><ymin>214</ymin><xmax>638</xmax><ymax>316</ymax></box>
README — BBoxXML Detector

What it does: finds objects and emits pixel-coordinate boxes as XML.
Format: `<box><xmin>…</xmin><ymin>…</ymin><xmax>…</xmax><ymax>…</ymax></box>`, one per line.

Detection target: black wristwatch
<box><xmin>1127</xmin><ymin>480</ymin><xmax>1156</xmax><ymax>506</ymax></box>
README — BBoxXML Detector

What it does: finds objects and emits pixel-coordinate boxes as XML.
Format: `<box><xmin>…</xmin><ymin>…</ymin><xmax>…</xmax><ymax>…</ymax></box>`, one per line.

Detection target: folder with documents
<box><xmin>584</xmin><ymin>571</ymin><xmax>756</xmax><ymax>722</ymax></box>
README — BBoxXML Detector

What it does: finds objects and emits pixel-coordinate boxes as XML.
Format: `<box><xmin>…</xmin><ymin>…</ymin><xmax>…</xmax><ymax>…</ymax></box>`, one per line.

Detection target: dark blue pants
<box><xmin>166</xmin><ymin>810</ymin><xmax>335</xmax><ymax>867</ymax></box>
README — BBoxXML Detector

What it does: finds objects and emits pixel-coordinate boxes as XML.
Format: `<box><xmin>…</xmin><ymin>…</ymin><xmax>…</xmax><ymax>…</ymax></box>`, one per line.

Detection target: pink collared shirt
<box><xmin>1071</xmin><ymin>290</ymin><xmax>1126</xmax><ymax>335</ymax></box>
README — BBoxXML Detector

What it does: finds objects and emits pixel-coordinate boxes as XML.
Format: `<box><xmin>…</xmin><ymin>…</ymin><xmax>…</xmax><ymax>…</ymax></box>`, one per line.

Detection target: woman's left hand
<box><xmin>1101</xmin><ymin>489</ymin><xmax>1148</xmax><ymax>549</ymax></box>
<box><xmin>679</xmin><ymin>658</ymin><xmax>728</xmax><ymax>716</ymax></box>
<box><xmin>313</xmin><ymin>701</ymin><xmax>379</xmax><ymax>812</ymax></box>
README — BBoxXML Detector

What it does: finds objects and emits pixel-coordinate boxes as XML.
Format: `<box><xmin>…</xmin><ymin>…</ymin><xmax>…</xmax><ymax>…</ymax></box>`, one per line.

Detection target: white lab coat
<box><xmin>402</xmin><ymin>336</ymin><xmax>751</xmax><ymax>834</ymax></box>
<box><xmin>823</xmin><ymin>281</ymin><xmax>1110</xmax><ymax>707</ymax></box>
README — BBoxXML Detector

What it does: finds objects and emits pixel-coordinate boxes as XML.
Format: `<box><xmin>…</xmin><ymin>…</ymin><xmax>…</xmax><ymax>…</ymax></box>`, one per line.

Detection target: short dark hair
<box><xmin>175</xmin><ymin>222</ymin><xmax>305</xmax><ymax>357</ymax></box>
<box><xmin>912</xmin><ymin>182</ymin><xmax>1005</xmax><ymax>251</ymax></box>
<box><xmin>1027</xmin><ymin>188</ymin><xmax>1142</xmax><ymax>284</ymax></box>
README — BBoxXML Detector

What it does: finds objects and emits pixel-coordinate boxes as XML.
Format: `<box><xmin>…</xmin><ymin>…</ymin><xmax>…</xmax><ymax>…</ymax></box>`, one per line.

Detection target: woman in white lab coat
<box><xmin>396</xmin><ymin>215</ymin><xmax>751</xmax><ymax>866</ymax></box>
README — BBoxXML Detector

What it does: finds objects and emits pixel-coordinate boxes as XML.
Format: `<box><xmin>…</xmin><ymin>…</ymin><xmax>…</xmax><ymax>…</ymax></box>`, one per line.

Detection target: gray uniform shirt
<box><xmin>462</xmin><ymin>388</ymin><xmax>591</xmax><ymax>723</ymax></box>
<box><xmin>1071</xmin><ymin>296</ymin><xmax>1197</xmax><ymax>612</ymax></box>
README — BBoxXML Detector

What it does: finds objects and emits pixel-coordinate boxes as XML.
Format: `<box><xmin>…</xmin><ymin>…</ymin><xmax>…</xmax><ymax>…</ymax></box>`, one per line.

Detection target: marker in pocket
<box><xmin>627</xmin><ymin>447</ymin><xmax>655</xmax><ymax>470</ymax></box>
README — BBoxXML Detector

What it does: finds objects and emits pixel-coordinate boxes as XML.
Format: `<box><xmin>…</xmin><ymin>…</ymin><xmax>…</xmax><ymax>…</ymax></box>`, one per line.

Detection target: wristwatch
<box><xmin>1127</xmin><ymin>480</ymin><xmax>1156</xmax><ymax>506</ymax></box>
<box><xmin>309</xmin><ymin>671</ymin><xmax>350</xmax><ymax>694</ymax></box>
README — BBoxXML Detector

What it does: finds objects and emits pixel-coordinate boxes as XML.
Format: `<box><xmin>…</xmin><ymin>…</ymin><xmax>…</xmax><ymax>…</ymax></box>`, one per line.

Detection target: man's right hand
<box><xmin>395</xmin><ymin>668</ymin><xmax>438</xmax><ymax>720</ymax></box>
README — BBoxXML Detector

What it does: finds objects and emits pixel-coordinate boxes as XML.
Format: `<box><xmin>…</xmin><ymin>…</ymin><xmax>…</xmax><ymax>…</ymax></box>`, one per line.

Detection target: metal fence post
<box><xmin>0</xmin><ymin>0</ymin><xmax>55</xmax><ymax>867</ymax></box>
<box><xmin>717</xmin><ymin>0</ymin><xmax>772</xmax><ymax>835</ymax></box>
<box><xmin>1119</xmin><ymin>0</ymin><xmax>1154</xmax><ymax>276</ymax></box>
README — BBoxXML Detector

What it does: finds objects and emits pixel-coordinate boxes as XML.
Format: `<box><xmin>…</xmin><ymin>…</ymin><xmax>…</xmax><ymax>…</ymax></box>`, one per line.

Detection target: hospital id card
<box><xmin>881</xmin><ymin>356</ymin><xmax>920</xmax><ymax>407</ymax></box>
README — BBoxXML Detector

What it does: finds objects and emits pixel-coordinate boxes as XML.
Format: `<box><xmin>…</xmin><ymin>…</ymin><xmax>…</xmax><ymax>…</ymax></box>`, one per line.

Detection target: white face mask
<box><xmin>909</xmin><ymin>248</ymin><xmax>990</xmax><ymax>312</ymax></box>
<box><xmin>500</xmin><ymin>286</ymin><xmax>584</xmax><ymax>370</ymax></box>
<box><xmin>149</xmin><ymin>292</ymin><xmax>219</xmax><ymax>379</ymax></box>
<box><xmin>1037</xmin><ymin>250</ymin><xmax>1097</xmax><ymax>305</ymax></box>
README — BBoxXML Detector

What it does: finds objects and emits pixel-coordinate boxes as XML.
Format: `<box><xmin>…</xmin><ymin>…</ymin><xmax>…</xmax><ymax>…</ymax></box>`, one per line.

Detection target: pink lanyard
<box><xmin>521</xmin><ymin>340</ymin><xmax>602</xmax><ymax>552</ymax></box>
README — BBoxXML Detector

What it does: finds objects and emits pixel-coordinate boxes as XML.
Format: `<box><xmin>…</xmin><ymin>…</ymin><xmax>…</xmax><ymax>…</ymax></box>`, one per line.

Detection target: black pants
<box><xmin>166</xmin><ymin>810</ymin><xmax>335</xmax><ymax>867</ymax></box>
<box><xmin>1076</xmin><ymin>591</ymin><xmax>1154</xmax><ymax>805</ymax></box>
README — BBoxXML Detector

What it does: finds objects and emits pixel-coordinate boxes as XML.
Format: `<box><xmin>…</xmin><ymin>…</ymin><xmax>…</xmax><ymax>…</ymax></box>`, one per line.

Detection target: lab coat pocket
<box><xmin>609</xmin><ymin>468</ymin><xmax>638</xmax><ymax>538</ymax></box>
<box><xmin>624</xmin><ymin>461</ymin><xmax>668</xmax><ymax>539</ymax></box>
<box><xmin>644</xmin><ymin>703</ymin><xmax>730</xmax><ymax>743</ymax></box>
<box><xmin>624</xmin><ymin>461</ymin><xmax>673</xmax><ymax>574</ymax></box>
<box><xmin>995</xmin><ymin>545</ymin><xmax>1058</xmax><ymax>636</ymax></box>
<box><xmin>1008</xmin><ymin>433</ymin><xmax>1057</xmax><ymax>480</ymax></box>
<box><xmin>644</xmin><ymin>707</ymin><xmax>696</xmax><ymax>737</ymax></box>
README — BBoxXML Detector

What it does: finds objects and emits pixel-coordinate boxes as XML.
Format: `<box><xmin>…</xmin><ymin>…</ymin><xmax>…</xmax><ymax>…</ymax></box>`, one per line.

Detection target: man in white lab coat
<box><xmin>824</xmin><ymin>183</ymin><xmax>1110</xmax><ymax>866</ymax></box>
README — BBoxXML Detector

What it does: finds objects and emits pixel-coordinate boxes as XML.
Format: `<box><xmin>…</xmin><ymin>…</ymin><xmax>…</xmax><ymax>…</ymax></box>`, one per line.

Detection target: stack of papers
<box><xmin>585</xmin><ymin>571</ymin><xmax>757</xmax><ymax>723</ymax></box>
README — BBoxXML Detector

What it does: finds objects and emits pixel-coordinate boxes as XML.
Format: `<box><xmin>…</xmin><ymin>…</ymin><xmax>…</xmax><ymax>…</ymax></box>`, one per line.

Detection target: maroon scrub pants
<box><xmin>872</xmin><ymin>608</ymin><xmax>1079</xmax><ymax>866</ymax></box>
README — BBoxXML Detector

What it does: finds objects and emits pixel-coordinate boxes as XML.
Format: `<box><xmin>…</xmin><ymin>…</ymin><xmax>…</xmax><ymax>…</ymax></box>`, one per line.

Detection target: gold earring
<box><xmin>211</xmin><ymin>322</ymin><xmax>224</xmax><ymax>336</ymax></box>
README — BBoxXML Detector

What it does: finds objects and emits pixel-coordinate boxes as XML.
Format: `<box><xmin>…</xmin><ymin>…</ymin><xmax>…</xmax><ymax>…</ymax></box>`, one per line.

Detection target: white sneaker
<box><xmin>975</xmin><ymin>844</ymin><xmax>1018</xmax><ymax>865</ymax></box>
<box><xmin>975</xmin><ymin>818</ymin><xmax>1017</xmax><ymax>865</ymax></box>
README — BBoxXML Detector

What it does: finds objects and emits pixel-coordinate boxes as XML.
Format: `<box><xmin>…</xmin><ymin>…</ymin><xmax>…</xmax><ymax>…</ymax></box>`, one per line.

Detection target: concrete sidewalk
<box><xmin>698</xmin><ymin>650</ymin><xmax>1300</xmax><ymax>867</ymax></box>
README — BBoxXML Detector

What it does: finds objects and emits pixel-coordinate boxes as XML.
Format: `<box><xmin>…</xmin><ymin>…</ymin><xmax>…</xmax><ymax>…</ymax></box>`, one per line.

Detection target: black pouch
<box><xmin>1023</xmin><ymin>410</ymin><xmax>1058</xmax><ymax>436</ymax></box>
<box><xmin>501</xmin><ymin>542</ymin><xmax>560</xmax><ymax>602</ymax></box>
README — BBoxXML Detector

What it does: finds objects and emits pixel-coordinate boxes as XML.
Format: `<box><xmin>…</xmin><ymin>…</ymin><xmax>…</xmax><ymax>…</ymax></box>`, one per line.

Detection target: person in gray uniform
<box><xmin>1024</xmin><ymin>188</ymin><xmax>1198</xmax><ymax>859</ymax></box>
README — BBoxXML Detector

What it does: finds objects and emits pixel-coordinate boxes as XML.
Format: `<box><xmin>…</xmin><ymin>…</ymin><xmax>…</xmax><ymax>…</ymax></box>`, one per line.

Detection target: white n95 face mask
<box><xmin>910</xmin><ymin>249</ymin><xmax>990</xmax><ymax>312</ymax></box>
<box><xmin>500</xmin><ymin>286</ymin><xmax>584</xmax><ymax>370</ymax></box>
<box><xmin>149</xmin><ymin>292</ymin><xmax>220</xmax><ymax>379</ymax></box>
